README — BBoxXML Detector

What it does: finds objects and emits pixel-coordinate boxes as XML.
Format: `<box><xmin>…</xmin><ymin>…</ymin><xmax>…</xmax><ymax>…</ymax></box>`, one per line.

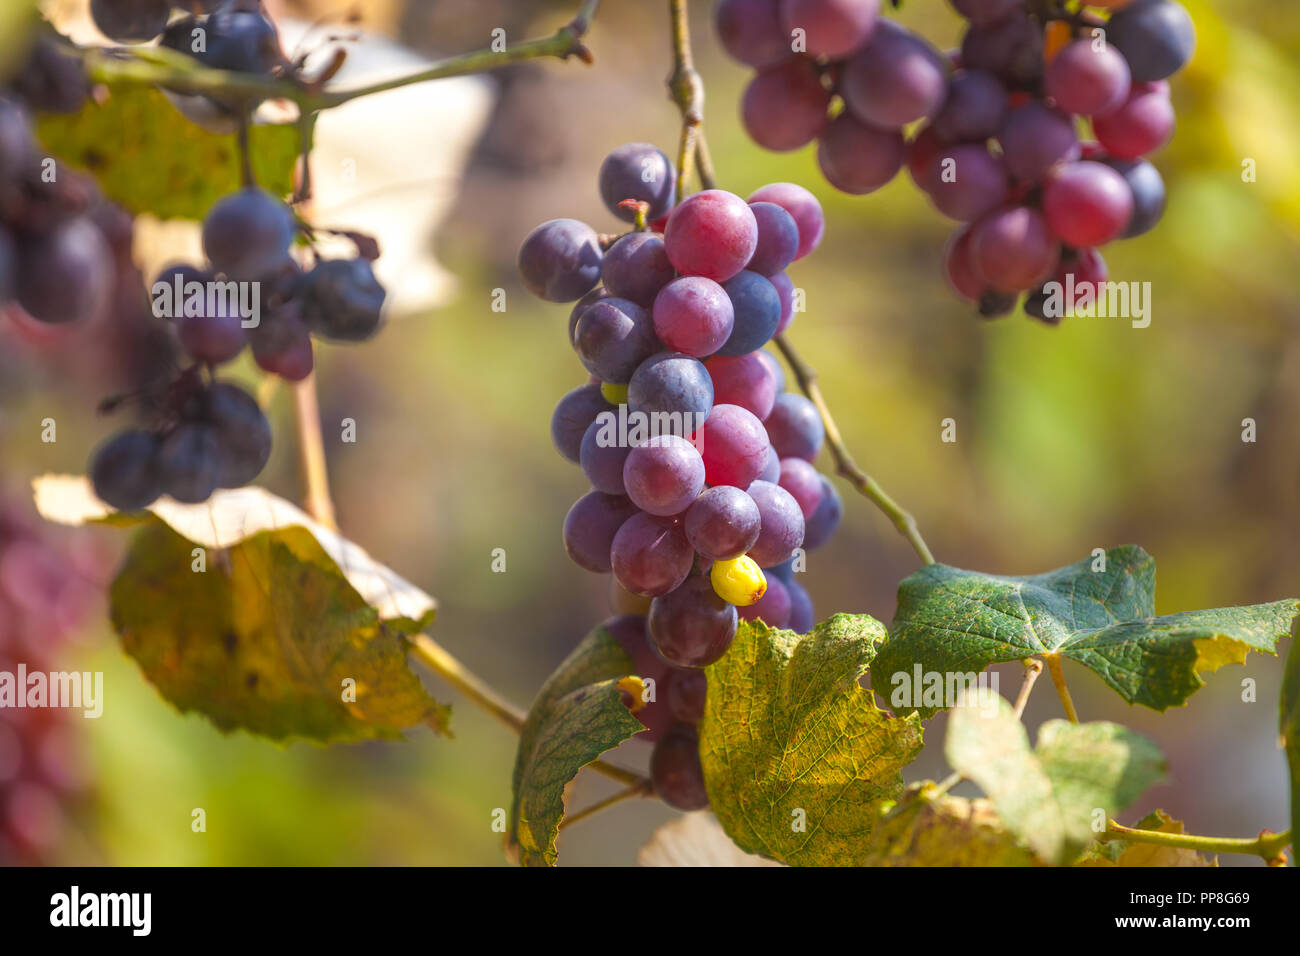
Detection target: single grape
<box><xmin>778</xmin><ymin>457</ymin><xmax>823</xmax><ymax>519</ymax></box>
<box><xmin>741</xmin><ymin>59</ymin><xmax>830</xmax><ymax>153</ymax></box>
<box><xmin>90</xmin><ymin>0</ymin><xmax>171</xmax><ymax>43</ymax></box>
<box><xmin>817</xmin><ymin>113</ymin><xmax>905</xmax><ymax>195</ymax></box>
<box><xmin>8</xmin><ymin>37</ymin><xmax>90</xmax><ymax>115</ymax></box>
<box><xmin>709</xmin><ymin>554</ymin><xmax>767</xmax><ymax>607</ymax></box>
<box><xmin>15</xmin><ymin>218</ymin><xmax>112</xmax><ymax>325</ymax></box>
<box><xmin>771</xmin><ymin>271</ymin><xmax>796</xmax><ymax>335</ymax></box>
<box><xmin>89</xmin><ymin>430</ymin><xmax>163</xmax><ymax>512</ymax></box>
<box><xmin>996</xmin><ymin>102</ymin><xmax>1080</xmax><ymax>184</ymax></box>
<box><xmin>568</xmin><ymin>287</ymin><xmax>608</xmax><ymax>347</ymax></box>
<box><xmin>922</xmin><ymin>143</ymin><xmax>1008</xmax><ymax>221</ymax></box>
<box><xmin>842</xmin><ymin>24</ymin><xmax>947</xmax><ymax>129</ymax></box>
<box><xmin>746</xmin><ymin>480</ymin><xmax>805</xmax><ymax>567</ymax></box>
<box><xmin>802</xmin><ymin>474</ymin><xmax>842</xmax><ymax>549</ymax></box>
<box><xmin>652</xmin><ymin>277</ymin><xmax>735</xmax><ymax>358</ymax></box>
<box><xmin>765</xmin><ymin>393</ymin><xmax>824</xmax><ymax>461</ymax></box>
<box><xmin>1037</xmin><ymin>246</ymin><xmax>1108</xmax><ymax>321</ymax></box>
<box><xmin>206</xmin><ymin>383</ymin><xmax>271</xmax><ymax>488</ymax></box>
<box><xmin>705</xmin><ymin>353</ymin><xmax>778</xmax><ymax>421</ymax></box>
<box><xmin>738</xmin><ymin>574</ymin><xmax>793</xmax><ymax>627</ymax></box>
<box><xmin>650</xmin><ymin>723</ymin><xmax>710</xmax><ymax>810</ymax></box>
<box><xmin>610</xmin><ymin>511</ymin><xmax>695</xmax><ymax>597</ymax></box>
<box><xmin>249</xmin><ymin>309</ymin><xmax>314</xmax><ymax>382</ymax></box>
<box><xmin>931</xmin><ymin>69</ymin><xmax>1009</xmax><ymax>143</ymax></box>
<box><xmin>695</xmin><ymin>404</ymin><xmax>770</xmax><ymax>489</ymax></box>
<box><xmin>665</xmin><ymin>668</ymin><xmax>707</xmax><ymax>724</ymax></box>
<box><xmin>968</xmin><ymin>206</ymin><xmax>1060</xmax><ymax>293</ymax></box>
<box><xmin>574</xmin><ymin>297</ymin><xmax>659</xmax><ymax>384</ymax></box>
<box><xmin>1105</xmin><ymin>0</ymin><xmax>1195</xmax><ymax>83</ymax></box>
<box><xmin>648</xmin><ymin>575</ymin><xmax>739</xmax><ymax>668</ymax></box>
<box><xmin>628</xmin><ymin>352</ymin><xmax>714</xmax><ymax>422</ymax></box>
<box><xmin>1042</xmin><ymin>161</ymin><xmax>1134</xmax><ymax>247</ymax></box>
<box><xmin>1093</xmin><ymin>84</ymin><xmax>1174</xmax><ymax>158</ymax></box>
<box><xmin>757</xmin><ymin>349</ymin><xmax>786</xmax><ymax>393</ymax></box>
<box><xmin>906</xmin><ymin>124</ymin><xmax>944</xmax><ymax>187</ymax></box>
<box><xmin>518</xmin><ymin>218</ymin><xmax>603</xmax><ymax>303</ymax></box>
<box><xmin>943</xmin><ymin>225</ymin><xmax>984</xmax><ymax>301</ymax></box>
<box><xmin>1104</xmin><ymin>157</ymin><xmax>1166</xmax><ymax>237</ymax></box>
<box><xmin>949</xmin><ymin>0</ymin><xmax>1023</xmax><ymax>27</ymax></box>
<box><xmin>685</xmin><ymin>485</ymin><xmax>762</xmax><ymax>561</ymax></box>
<box><xmin>960</xmin><ymin>12</ymin><xmax>1043</xmax><ymax>89</ymax></box>
<box><xmin>598</xmin><ymin>143</ymin><xmax>676</xmax><ymax>223</ymax></box>
<box><xmin>202</xmin><ymin>188</ymin><xmax>296</xmax><ymax>282</ymax></box>
<box><xmin>174</xmin><ymin>284</ymin><xmax>247</xmax><ymax>366</ymax></box>
<box><xmin>551</xmin><ymin>384</ymin><xmax>613</xmax><ymax>464</ymax></box>
<box><xmin>746</xmin><ymin>202</ymin><xmax>800</xmax><ymax>277</ymax></box>
<box><xmin>1044</xmin><ymin>39</ymin><xmax>1131</xmax><ymax>117</ymax></box>
<box><xmin>193</xmin><ymin>8</ymin><xmax>284</xmax><ymax>75</ymax></box>
<box><xmin>157</xmin><ymin>424</ymin><xmax>225</xmax><ymax>504</ymax></box>
<box><xmin>623</xmin><ymin>435</ymin><xmax>706</xmax><ymax>517</ymax></box>
<box><xmin>300</xmin><ymin>258</ymin><xmax>387</xmax><ymax>342</ymax></box>
<box><xmin>563</xmin><ymin>492</ymin><xmax>638</xmax><ymax>573</ymax></box>
<box><xmin>0</xmin><ymin>98</ymin><xmax>36</xmax><ymax>190</ymax></box>
<box><xmin>580</xmin><ymin>413</ymin><xmax>632</xmax><ymax>495</ymax></box>
<box><xmin>714</xmin><ymin>0</ymin><xmax>790</xmax><ymax>68</ymax></box>
<box><xmin>747</xmin><ymin>183</ymin><xmax>824</xmax><ymax>261</ymax></box>
<box><xmin>758</xmin><ymin>443</ymin><xmax>781</xmax><ymax>483</ymax></box>
<box><xmin>780</xmin><ymin>0</ymin><xmax>880</xmax><ymax>58</ymax></box>
<box><xmin>664</xmin><ymin>190</ymin><xmax>759</xmax><ymax>282</ymax></box>
<box><xmin>786</xmin><ymin>578</ymin><xmax>815</xmax><ymax>633</ymax></box>
<box><xmin>717</xmin><ymin>270</ymin><xmax>780</xmax><ymax>356</ymax></box>
<box><xmin>601</xmin><ymin>233</ymin><xmax>675</xmax><ymax>308</ymax></box>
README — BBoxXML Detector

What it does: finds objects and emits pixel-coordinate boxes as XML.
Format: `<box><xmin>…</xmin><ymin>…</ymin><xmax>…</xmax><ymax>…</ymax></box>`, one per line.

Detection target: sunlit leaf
<box><xmin>864</xmin><ymin>783</ymin><xmax>1039</xmax><ymax>867</ymax></box>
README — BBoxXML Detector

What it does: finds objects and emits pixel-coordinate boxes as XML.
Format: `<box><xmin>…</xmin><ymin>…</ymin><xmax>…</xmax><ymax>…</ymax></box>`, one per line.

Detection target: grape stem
<box><xmin>1100</xmin><ymin>820</ymin><xmax>1293</xmax><ymax>864</ymax></box>
<box><xmin>291</xmin><ymin>363</ymin><xmax>337</xmax><ymax>532</ymax></box>
<box><xmin>1042</xmin><ymin>652</ymin><xmax>1079</xmax><ymax>723</ymax></box>
<box><xmin>772</xmin><ymin>334</ymin><xmax>936</xmax><ymax>566</ymax></box>
<box><xmin>667</xmin><ymin>0</ymin><xmax>706</xmax><ymax>202</ymax></box>
<box><xmin>557</xmin><ymin>779</ymin><xmax>654</xmax><ymax>831</ymax></box>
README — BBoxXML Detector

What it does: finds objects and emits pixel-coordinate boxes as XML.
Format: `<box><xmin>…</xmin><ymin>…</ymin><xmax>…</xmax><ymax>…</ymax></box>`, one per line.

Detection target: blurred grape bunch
<box><xmin>0</xmin><ymin>499</ymin><xmax>105</xmax><ymax>864</ymax></box>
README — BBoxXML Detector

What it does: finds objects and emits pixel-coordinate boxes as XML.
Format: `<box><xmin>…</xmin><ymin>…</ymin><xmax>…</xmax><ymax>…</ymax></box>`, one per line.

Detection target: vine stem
<box><xmin>668</xmin><ymin>0</ymin><xmax>705</xmax><ymax>201</ymax></box>
<box><xmin>558</xmin><ymin>779</ymin><xmax>654</xmax><ymax>831</ymax></box>
<box><xmin>932</xmin><ymin>659</ymin><xmax>1041</xmax><ymax>798</ymax></box>
<box><xmin>1101</xmin><ymin>820</ymin><xmax>1293</xmax><ymax>864</ymax></box>
<box><xmin>1042</xmin><ymin>652</ymin><xmax>1079</xmax><ymax>723</ymax></box>
<box><xmin>292</xmin><ymin>366</ymin><xmax>337</xmax><ymax>532</ymax></box>
<box><xmin>772</xmin><ymin>335</ymin><xmax>936</xmax><ymax>565</ymax></box>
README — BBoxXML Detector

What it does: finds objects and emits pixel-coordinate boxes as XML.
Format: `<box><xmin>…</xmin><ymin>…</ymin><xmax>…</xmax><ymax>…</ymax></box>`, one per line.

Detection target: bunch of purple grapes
<box><xmin>716</xmin><ymin>0</ymin><xmax>1194</xmax><ymax>321</ymax></box>
<box><xmin>0</xmin><ymin>502</ymin><xmax>102</xmax><ymax>864</ymax></box>
<box><xmin>519</xmin><ymin>144</ymin><xmax>846</xmax><ymax>809</ymax></box>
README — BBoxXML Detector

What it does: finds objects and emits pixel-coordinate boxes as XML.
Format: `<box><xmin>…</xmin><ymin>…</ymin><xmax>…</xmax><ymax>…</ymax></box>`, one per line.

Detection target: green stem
<box><xmin>558</xmin><ymin>780</ymin><xmax>653</xmax><ymax>831</ymax></box>
<box><xmin>668</xmin><ymin>0</ymin><xmax>705</xmax><ymax>202</ymax></box>
<box><xmin>1043</xmin><ymin>652</ymin><xmax>1079</xmax><ymax>723</ymax></box>
<box><xmin>1102</xmin><ymin>820</ymin><xmax>1293</xmax><ymax>863</ymax></box>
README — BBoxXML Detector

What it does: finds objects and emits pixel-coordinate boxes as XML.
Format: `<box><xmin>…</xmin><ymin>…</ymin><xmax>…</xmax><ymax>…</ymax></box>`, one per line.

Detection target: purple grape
<box><xmin>563</xmin><ymin>491</ymin><xmax>638</xmax><ymax>573</ymax></box>
<box><xmin>574</xmin><ymin>297</ymin><xmax>659</xmax><ymax>384</ymax></box>
<box><xmin>202</xmin><ymin>187</ymin><xmax>296</xmax><ymax>282</ymax></box>
<box><xmin>817</xmin><ymin>113</ymin><xmax>905</xmax><ymax>195</ymax></box>
<box><xmin>250</xmin><ymin>310</ymin><xmax>314</xmax><ymax>381</ymax></box>
<box><xmin>786</xmin><ymin>578</ymin><xmax>815</xmax><ymax>633</ymax></box>
<box><xmin>842</xmin><ymin>24</ymin><xmax>948</xmax><ymax>129</ymax></box>
<box><xmin>0</xmin><ymin>98</ymin><xmax>35</xmax><ymax>192</ymax></box>
<box><xmin>746</xmin><ymin>201</ymin><xmax>800</xmax><ymax>276</ymax></box>
<box><xmin>685</xmin><ymin>485</ymin><xmax>762</xmax><ymax>561</ymax></box>
<box><xmin>0</xmin><ymin>228</ymin><xmax>13</xmax><ymax>303</ymax></box>
<box><xmin>195</xmin><ymin>8</ymin><xmax>283</xmax><ymax>76</ymax></box>
<box><xmin>765</xmin><ymin>393</ymin><xmax>824</xmax><ymax>461</ymax></box>
<box><xmin>1042</xmin><ymin>160</ymin><xmax>1134</xmax><ymax>247</ymax></box>
<box><xmin>89</xmin><ymin>430</ymin><xmax>163</xmax><ymax>512</ymax></box>
<box><xmin>949</xmin><ymin>0</ymin><xmax>1023</xmax><ymax>26</ymax></box>
<box><xmin>568</xmin><ymin>286</ymin><xmax>608</xmax><ymax>346</ymax></box>
<box><xmin>997</xmin><ymin>102</ymin><xmax>1080</xmax><ymax>184</ymax></box>
<box><xmin>777</xmin><ymin>457</ymin><xmax>823</xmax><ymax>519</ymax></box>
<box><xmin>802</xmin><ymin>475</ymin><xmax>842</xmax><ymax>549</ymax></box>
<box><xmin>648</xmin><ymin>575</ymin><xmax>739</xmax><ymax>668</ymax></box>
<box><xmin>745</xmin><ymin>480</ymin><xmax>805</xmax><ymax>567</ymax></box>
<box><xmin>15</xmin><ymin>218</ymin><xmax>112</xmax><ymax>324</ymax></box>
<box><xmin>705</xmin><ymin>353</ymin><xmax>778</xmax><ymax>421</ymax></box>
<box><xmin>650</xmin><ymin>723</ymin><xmax>710</xmax><ymax>810</ymax></box>
<box><xmin>300</xmin><ymin>257</ymin><xmax>387</xmax><ymax>342</ymax></box>
<box><xmin>770</xmin><ymin>271</ymin><xmax>796</xmax><ymax>335</ymax></box>
<box><xmin>598</xmin><ymin>143</ymin><xmax>676</xmax><ymax>222</ymax></box>
<box><xmin>739</xmin><ymin>574</ymin><xmax>793</xmax><ymax>626</ymax></box>
<box><xmin>923</xmin><ymin>143</ymin><xmax>1009</xmax><ymax>221</ymax></box>
<box><xmin>623</xmin><ymin>435</ymin><xmax>706</xmax><ymax>517</ymax></box>
<box><xmin>652</xmin><ymin>277</ymin><xmax>735</xmax><ymax>358</ymax></box>
<box><xmin>714</xmin><ymin>0</ymin><xmax>790</xmax><ymax>68</ymax></box>
<box><xmin>1093</xmin><ymin>84</ymin><xmax>1175</xmax><ymax>158</ymax></box>
<box><xmin>601</xmin><ymin>233</ymin><xmax>675</xmax><ymax>307</ymax></box>
<box><xmin>610</xmin><ymin>512</ymin><xmax>695</xmax><ymax>597</ymax></box>
<box><xmin>206</xmin><ymin>383</ymin><xmax>271</xmax><ymax>488</ymax></box>
<box><xmin>748</xmin><ymin>183</ymin><xmax>824</xmax><ymax>261</ymax></box>
<box><xmin>665</xmin><ymin>668</ymin><xmax>707</xmax><ymax>723</ymax></box>
<box><xmin>717</xmin><ymin>271</ymin><xmax>781</xmax><ymax>357</ymax></box>
<box><xmin>664</xmin><ymin>190</ymin><xmax>759</xmax><ymax>282</ymax></box>
<box><xmin>741</xmin><ymin>59</ymin><xmax>830</xmax><ymax>153</ymax></box>
<box><xmin>550</xmin><ymin>384</ymin><xmax>613</xmax><ymax>464</ymax></box>
<box><xmin>968</xmin><ymin>205</ymin><xmax>1059</xmax><ymax>293</ymax></box>
<box><xmin>757</xmin><ymin>349</ymin><xmax>786</xmax><ymax>393</ymax></box>
<box><xmin>628</xmin><ymin>352</ymin><xmax>714</xmax><ymax>421</ymax></box>
<box><xmin>758</xmin><ymin>443</ymin><xmax>781</xmax><ymax>483</ymax></box>
<box><xmin>580</xmin><ymin>413</ymin><xmax>632</xmax><ymax>494</ymax></box>
<box><xmin>696</xmin><ymin>404</ymin><xmax>771</xmax><ymax>490</ymax></box>
<box><xmin>931</xmin><ymin>69</ymin><xmax>1009</xmax><ymax>143</ymax></box>
<box><xmin>157</xmin><ymin>424</ymin><xmax>224</xmax><ymax>504</ymax></box>
<box><xmin>1045</xmin><ymin>39</ymin><xmax>1131</xmax><ymax>116</ymax></box>
<box><xmin>779</xmin><ymin>0</ymin><xmax>880</xmax><ymax>59</ymax></box>
<box><xmin>518</xmin><ymin>218</ymin><xmax>603</xmax><ymax>303</ymax></box>
<box><xmin>90</xmin><ymin>0</ymin><xmax>171</xmax><ymax>43</ymax></box>
<box><xmin>1105</xmin><ymin>0</ymin><xmax>1195</xmax><ymax>83</ymax></box>
<box><xmin>174</xmin><ymin>286</ymin><xmax>247</xmax><ymax>366</ymax></box>
<box><xmin>961</xmin><ymin>12</ymin><xmax>1043</xmax><ymax>89</ymax></box>
<box><xmin>1105</xmin><ymin>157</ymin><xmax>1165</xmax><ymax>237</ymax></box>
<box><xmin>604</xmin><ymin>613</ymin><xmax>676</xmax><ymax>740</ymax></box>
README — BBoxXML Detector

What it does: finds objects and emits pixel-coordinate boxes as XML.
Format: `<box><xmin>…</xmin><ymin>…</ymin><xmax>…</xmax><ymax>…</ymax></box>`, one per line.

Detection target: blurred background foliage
<box><xmin>1</xmin><ymin>0</ymin><xmax>1298</xmax><ymax>865</ymax></box>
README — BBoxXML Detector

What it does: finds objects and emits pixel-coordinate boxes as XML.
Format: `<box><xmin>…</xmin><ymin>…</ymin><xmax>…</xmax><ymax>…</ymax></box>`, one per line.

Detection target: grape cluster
<box><xmin>0</xmin><ymin>503</ymin><xmax>101</xmax><ymax>864</ymax></box>
<box><xmin>716</xmin><ymin>0</ymin><xmax>1194</xmax><ymax>321</ymax></box>
<box><xmin>520</xmin><ymin>144</ymin><xmax>846</xmax><ymax>809</ymax></box>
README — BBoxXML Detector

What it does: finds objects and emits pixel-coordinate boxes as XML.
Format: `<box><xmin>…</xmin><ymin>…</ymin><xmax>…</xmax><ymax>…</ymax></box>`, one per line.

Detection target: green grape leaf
<box><xmin>34</xmin><ymin>83</ymin><xmax>299</xmax><ymax>220</ymax></box>
<box><xmin>508</xmin><ymin>622</ymin><xmax>645</xmax><ymax>867</ymax></box>
<box><xmin>944</xmin><ymin>689</ymin><xmax>1165</xmax><ymax>865</ymax></box>
<box><xmin>877</xmin><ymin>546</ymin><xmax>1299</xmax><ymax>715</ymax></box>
<box><xmin>865</xmin><ymin>783</ymin><xmax>1039</xmax><ymax>867</ymax></box>
<box><xmin>699</xmin><ymin>615</ymin><xmax>924</xmax><ymax>866</ymax></box>
<box><xmin>34</xmin><ymin>476</ymin><xmax>445</xmax><ymax>742</ymax></box>
<box><xmin>1077</xmin><ymin>810</ymin><xmax>1217</xmax><ymax>867</ymax></box>
<box><xmin>1282</xmin><ymin>625</ymin><xmax>1300</xmax><ymax>848</ymax></box>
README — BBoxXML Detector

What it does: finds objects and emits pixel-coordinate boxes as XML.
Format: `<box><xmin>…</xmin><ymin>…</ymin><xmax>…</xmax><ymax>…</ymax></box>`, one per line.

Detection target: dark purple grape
<box><xmin>598</xmin><ymin>143</ymin><xmax>676</xmax><ymax>222</ymax></box>
<box><xmin>610</xmin><ymin>512</ymin><xmax>694</xmax><ymax>597</ymax></box>
<box><xmin>705</xmin><ymin>353</ymin><xmax>778</xmax><ymax>421</ymax></box>
<box><xmin>758</xmin><ymin>443</ymin><xmax>781</xmax><ymax>483</ymax></box>
<box><xmin>746</xmin><ymin>480</ymin><xmax>805</xmax><ymax>567</ymax></box>
<box><xmin>1104</xmin><ymin>157</ymin><xmax>1166</xmax><ymax>238</ymax></box>
<box><xmin>741</xmin><ymin>59</ymin><xmax>830</xmax><ymax>153</ymax></box>
<box><xmin>961</xmin><ymin>12</ymin><xmax>1043</xmax><ymax>89</ymax></box>
<box><xmin>745</xmin><ymin>202</ymin><xmax>800</xmax><ymax>278</ymax></box>
<box><xmin>696</xmin><ymin>404</ymin><xmax>770</xmax><ymax>489</ymax></box>
<box><xmin>157</xmin><ymin>424</ymin><xmax>224</xmax><ymax>504</ymax></box>
<box><xmin>779</xmin><ymin>0</ymin><xmax>880</xmax><ymax>59</ymax></box>
<box><xmin>739</xmin><ymin>573</ymin><xmax>792</xmax><ymax>626</ymax></box>
<box><xmin>568</xmin><ymin>286</ymin><xmax>608</xmax><ymax>346</ymax></box>
<box><xmin>923</xmin><ymin>143</ymin><xmax>1009</xmax><ymax>221</ymax></box>
<box><xmin>194</xmin><ymin>8</ymin><xmax>284</xmax><ymax>75</ymax></box>
<box><xmin>601</xmin><ymin>233</ymin><xmax>675</xmax><ymax>307</ymax></box>
<box><xmin>748</xmin><ymin>183</ymin><xmax>824</xmax><ymax>261</ymax></box>
<box><xmin>949</xmin><ymin>0</ymin><xmax>1022</xmax><ymax>26</ymax></box>
<box><xmin>89</xmin><ymin>430</ymin><xmax>163</xmax><ymax>511</ymax></box>
<box><xmin>250</xmin><ymin>310</ymin><xmax>314</xmax><ymax>381</ymax></box>
<box><xmin>714</xmin><ymin>0</ymin><xmax>790</xmax><ymax>68</ymax></box>
<box><xmin>551</xmin><ymin>384</ymin><xmax>613</xmax><ymax>464</ymax></box>
<box><xmin>665</xmin><ymin>667</ymin><xmax>707</xmax><ymax>723</ymax></box>
<box><xmin>771</xmin><ymin>271</ymin><xmax>796</xmax><ymax>335</ymax></box>
<box><xmin>518</xmin><ymin>218</ymin><xmax>602</xmax><ymax>303</ymax></box>
<box><xmin>0</xmin><ymin>98</ymin><xmax>35</xmax><ymax>191</ymax></box>
<box><xmin>300</xmin><ymin>258</ymin><xmax>387</xmax><ymax>342</ymax></box>
<box><xmin>648</xmin><ymin>575</ymin><xmax>739</xmax><ymax>668</ymax></box>
<box><xmin>802</xmin><ymin>475</ymin><xmax>842</xmax><ymax>550</ymax></box>
<box><xmin>652</xmin><ymin>277</ymin><xmax>735</xmax><ymax>358</ymax></box>
<box><xmin>718</xmin><ymin>270</ymin><xmax>780</xmax><ymax>357</ymax></box>
<box><xmin>15</xmin><ymin>218</ymin><xmax>112</xmax><ymax>324</ymax></box>
<box><xmin>685</xmin><ymin>485</ymin><xmax>761</xmax><ymax>561</ymax></box>
<box><xmin>628</xmin><ymin>352</ymin><xmax>714</xmax><ymax>421</ymax></box>
<box><xmin>664</xmin><ymin>190</ymin><xmax>759</xmax><ymax>282</ymax></box>
<box><xmin>650</xmin><ymin>723</ymin><xmax>710</xmax><ymax>810</ymax></box>
<box><xmin>1044</xmin><ymin>39</ymin><xmax>1131</xmax><ymax>116</ymax></box>
<box><xmin>7</xmin><ymin>36</ymin><xmax>91</xmax><ymax>115</ymax></box>
<box><xmin>206</xmin><ymin>383</ymin><xmax>271</xmax><ymax>488</ymax></box>
<box><xmin>786</xmin><ymin>578</ymin><xmax>815</xmax><ymax>633</ymax></box>
<box><xmin>0</xmin><ymin>228</ymin><xmax>15</xmax><ymax>303</ymax></box>
<box><xmin>90</xmin><ymin>0</ymin><xmax>171</xmax><ymax>43</ymax></box>
<box><xmin>202</xmin><ymin>188</ymin><xmax>296</xmax><ymax>281</ymax></box>
<box><xmin>817</xmin><ymin>113</ymin><xmax>905</xmax><ymax>195</ymax></box>
<box><xmin>574</xmin><ymin>297</ymin><xmax>659</xmax><ymax>384</ymax></box>
<box><xmin>1105</xmin><ymin>0</ymin><xmax>1195</xmax><ymax>83</ymax></box>
<box><xmin>931</xmin><ymin>69</ymin><xmax>1009</xmax><ymax>143</ymax></box>
<box><xmin>580</xmin><ymin>413</ymin><xmax>631</xmax><ymax>494</ymax></box>
<box><xmin>563</xmin><ymin>492</ymin><xmax>638</xmax><ymax>574</ymax></box>
<box><xmin>997</xmin><ymin>102</ymin><xmax>1080</xmax><ymax>184</ymax></box>
<box><xmin>842</xmin><ymin>24</ymin><xmax>948</xmax><ymax>129</ymax></box>
<box><xmin>623</xmin><ymin>435</ymin><xmax>706</xmax><ymax>517</ymax></box>
<box><xmin>777</xmin><ymin>457</ymin><xmax>823</xmax><ymax>519</ymax></box>
<box><xmin>765</xmin><ymin>393</ymin><xmax>824</xmax><ymax>461</ymax></box>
